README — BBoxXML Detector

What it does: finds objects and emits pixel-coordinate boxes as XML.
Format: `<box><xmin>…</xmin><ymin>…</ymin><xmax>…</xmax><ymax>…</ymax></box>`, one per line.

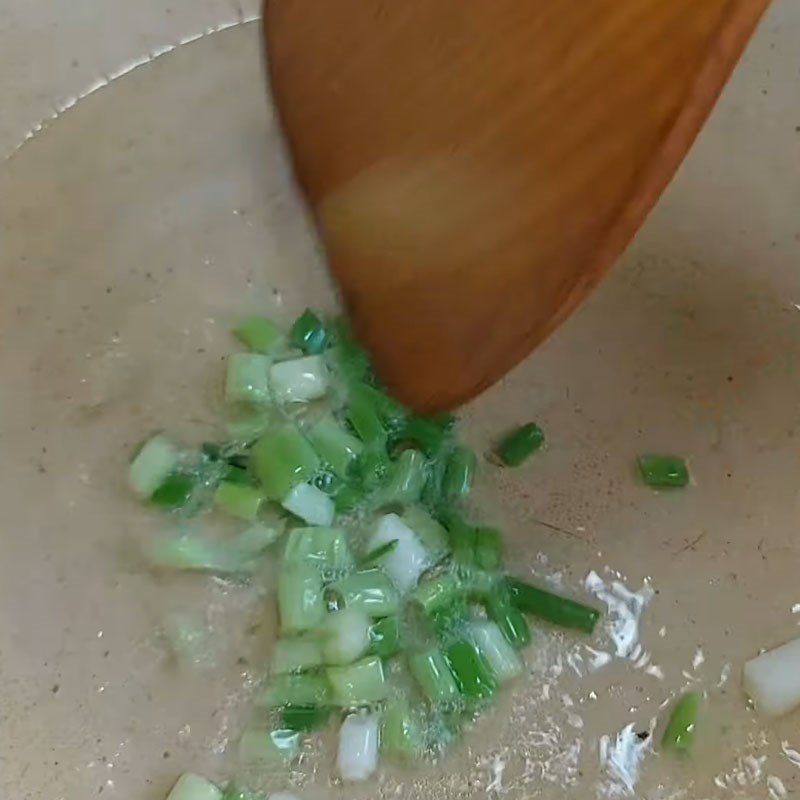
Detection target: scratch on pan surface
<box><xmin>6</xmin><ymin>12</ymin><xmax>261</xmax><ymax>159</ymax></box>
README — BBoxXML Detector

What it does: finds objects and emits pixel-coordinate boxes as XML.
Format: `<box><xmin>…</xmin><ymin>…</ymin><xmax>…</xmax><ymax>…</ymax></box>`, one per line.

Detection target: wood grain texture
<box><xmin>264</xmin><ymin>0</ymin><xmax>770</xmax><ymax>412</ymax></box>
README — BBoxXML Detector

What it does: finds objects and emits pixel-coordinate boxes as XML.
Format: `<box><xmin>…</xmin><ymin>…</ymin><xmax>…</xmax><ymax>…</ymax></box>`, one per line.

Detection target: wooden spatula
<box><xmin>264</xmin><ymin>0</ymin><xmax>770</xmax><ymax>412</ymax></box>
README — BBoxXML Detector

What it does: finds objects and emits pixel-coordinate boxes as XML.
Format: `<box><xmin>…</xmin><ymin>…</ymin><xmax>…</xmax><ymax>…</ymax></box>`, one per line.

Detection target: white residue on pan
<box><xmin>692</xmin><ymin>647</ymin><xmax>705</xmax><ymax>670</ymax></box>
<box><xmin>8</xmin><ymin>12</ymin><xmax>261</xmax><ymax>158</ymax></box>
<box><xmin>768</xmin><ymin>775</ymin><xmax>788</xmax><ymax>799</ymax></box>
<box><xmin>781</xmin><ymin>740</ymin><xmax>800</xmax><ymax>768</ymax></box>
<box><xmin>597</xmin><ymin>722</ymin><xmax>652</xmax><ymax>797</ymax></box>
<box><xmin>481</xmin><ymin>752</ymin><xmax>507</xmax><ymax>796</ymax></box>
<box><xmin>584</xmin><ymin>570</ymin><xmax>655</xmax><ymax>661</ymax></box>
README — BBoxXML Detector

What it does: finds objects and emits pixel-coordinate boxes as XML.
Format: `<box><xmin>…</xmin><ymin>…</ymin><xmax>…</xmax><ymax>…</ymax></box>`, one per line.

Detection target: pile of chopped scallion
<box><xmin>130</xmin><ymin>309</ymin><xmax>601</xmax><ymax>796</ymax></box>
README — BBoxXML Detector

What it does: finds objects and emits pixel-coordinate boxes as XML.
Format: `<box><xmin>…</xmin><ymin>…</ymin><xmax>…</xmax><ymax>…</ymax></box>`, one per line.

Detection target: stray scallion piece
<box><xmin>151</xmin><ymin>473</ymin><xmax>195</xmax><ymax>509</ymax></box>
<box><xmin>506</xmin><ymin>578</ymin><xmax>600</xmax><ymax>634</ymax></box>
<box><xmin>638</xmin><ymin>454</ymin><xmax>690</xmax><ymax>488</ymax></box>
<box><xmin>662</xmin><ymin>691</ymin><xmax>702</xmax><ymax>753</ymax></box>
<box><xmin>233</xmin><ymin>315</ymin><xmax>284</xmax><ymax>354</ymax></box>
<box><xmin>165</xmin><ymin>773</ymin><xmax>222</xmax><ymax>800</ymax></box>
<box><xmin>291</xmin><ymin>308</ymin><xmax>329</xmax><ymax>354</ymax></box>
<box><xmin>494</xmin><ymin>423</ymin><xmax>545</xmax><ymax>466</ymax></box>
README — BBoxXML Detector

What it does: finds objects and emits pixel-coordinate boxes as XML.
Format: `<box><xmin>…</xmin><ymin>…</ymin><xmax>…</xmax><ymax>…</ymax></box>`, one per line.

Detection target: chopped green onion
<box><xmin>638</xmin><ymin>454</ymin><xmax>690</xmax><ymax>488</ymax></box>
<box><xmin>327</xmin><ymin>569</ymin><xmax>400</xmax><ymax>616</ymax></box>
<box><xmin>485</xmin><ymin>590</ymin><xmax>531</xmax><ymax>649</ymax></box>
<box><xmin>495</xmin><ymin>423</ymin><xmax>545</xmax><ymax>466</ymax></box>
<box><xmin>662</xmin><ymin>691</ymin><xmax>702</xmax><ymax>753</ymax></box>
<box><xmin>213</xmin><ymin>481</ymin><xmax>264</xmax><ymax>520</ymax></box>
<box><xmin>402</xmin><ymin>506</ymin><xmax>450</xmax><ymax>560</ymax></box>
<box><xmin>251</xmin><ymin>424</ymin><xmax>320</xmax><ymax>500</ymax></box>
<box><xmin>237</xmin><ymin>728</ymin><xmax>300</xmax><ymax>764</ymax></box>
<box><xmin>221</xmin><ymin>782</ymin><xmax>266</xmax><ymax>800</ymax></box>
<box><xmin>151</xmin><ymin>473</ymin><xmax>195</xmax><ymax>509</ymax></box>
<box><xmin>373</xmin><ymin>449</ymin><xmax>427</xmax><ymax>508</ymax></box>
<box><xmin>444</xmin><ymin>640</ymin><xmax>497</xmax><ymax>700</ymax></box>
<box><xmin>165</xmin><ymin>773</ymin><xmax>222</xmax><ymax>800</ymax></box>
<box><xmin>412</xmin><ymin>574</ymin><xmax>464</xmax><ymax>615</ymax></box>
<box><xmin>291</xmin><ymin>309</ymin><xmax>329</xmax><ymax>355</ymax></box>
<box><xmin>281</xmin><ymin>704</ymin><xmax>331</xmax><ymax>732</ymax></box>
<box><xmin>221</xmin><ymin>464</ymin><xmax>254</xmax><ymax>485</ymax></box>
<box><xmin>327</xmin><ymin>655</ymin><xmax>388</xmax><ymax>706</ymax></box>
<box><xmin>506</xmin><ymin>578</ymin><xmax>600</xmax><ymax>633</ymax></box>
<box><xmin>394</xmin><ymin>414</ymin><xmax>450</xmax><ymax>456</ymax></box>
<box><xmin>270</xmin><ymin>355</ymin><xmax>329</xmax><ymax>403</ymax></box>
<box><xmin>359</xmin><ymin>539</ymin><xmax>399</xmax><ymax>567</ymax></box>
<box><xmin>408</xmin><ymin>649</ymin><xmax>460</xmax><ymax>704</ymax></box>
<box><xmin>281</xmin><ymin>482</ymin><xmax>335</xmax><ymax>526</ymax></box>
<box><xmin>270</xmin><ymin>638</ymin><xmax>324</xmax><ymax>675</ymax></box>
<box><xmin>333</xmin><ymin>483</ymin><xmax>365</xmax><ymax>513</ymax></box>
<box><xmin>468</xmin><ymin>621</ymin><xmax>523</xmax><ymax>683</ymax></box>
<box><xmin>129</xmin><ymin>434</ymin><xmax>181</xmax><ymax>498</ymax></box>
<box><xmin>232</xmin><ymin>522</ymin><xmax>282</xmax><ymax>557</ymax></box>
<box><xmin>283</xmin><ymin>527</ymin><xmax>353</xmax><ymax>572</ymax></box>
<box><xmin>149</xmin><ymin>536</ymin><xmax>257</xmax><ymax>575</ymax></box>
<box><xmin>323</xmin><ymin>609</ymin><xmax>371</xmax><ymax>665</ymax></box>
<box><xmin>354</xmin><ymin>446</ymin><xmax>392</xmax><ymax>489</ymax></box>
<box><xmin>346</xmin><ymin>384</ymin><xmax>387</xmax><ymax>447</ymax></box>
<box><xmin>233</xmin><ymin>315</ymin><xmax>284</xmax><ymax>354</ymax></box>
<box><xmin>367</xmin><ymin>513</ymin><xmax>431</xmax><ymax>593</ymax></box>
<box><xmin>368</xmin><ymin>616</ymin><xmax>401</xmax><ymax>658</ymax></box>
<box><xmin>307</xmin><ymin>415</ymin><xmax>364</xmax><ymax>478</ymax></box>
<box><xmin>337</xmin><ymin>712</ymin><xmax>380</xmax><ymax>781</ymax></box>
<box><xmin>444</xmin><ymin>514</ymin><xmax>478</xmax><ymax>568</ymax></box>
<box><xmin>381</xmin><ymin>698</ymin><xmax>422</xmax><ymax>760</ymax></box>
<box><xmin>474</xmin><ymin>526</ymin><xmax>503</xmax><ymax>571</ymax></box>
<box><xmin>442</xmin><ymin>446</ymin><xmax>476</xmax><ymax>501</ymax></box>
<box><xmin>261</xmin><ymin>672</ymin><xmax>331</xmax><ymax>707</ymax></box>
<box><xmin>278</xmin><ymin>563</ymin><xmax>326</xmax><ymax>633</ymax></box>
<box><xmin>225</xmin><ymin>353</ymin><xmax>272</xmax><ymax>406</ymax></box>
<box><xmin>225</xmin><ymin>410</ymin><xmax>274</xmax><ymax>444</ymax></box>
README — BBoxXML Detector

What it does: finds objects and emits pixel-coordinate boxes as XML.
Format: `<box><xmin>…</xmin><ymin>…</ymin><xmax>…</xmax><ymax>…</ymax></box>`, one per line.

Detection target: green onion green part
<box><xmin>261</xmin><ymin>672</ymin><xmax>331</xmax><ymax>708</ymax></box>
<box><xmin>368</xmin><ymin>616</ymin><xmax>401</xmax><ymax>658</ymax></box>
<box><xmin>251</xmin><ymin>424</ymin><xmax>320</xmax><ymax>500</ymax></box>
<box><xmin>129</xmin><ymin>434</ymin><xmax>181</xmax><ymax>498</ymax></box>
<box><xmin>485</xmin><ymin>590</ymin><xmax>532</xmax><ymax>649</ymax></box>
<box><xmin>281</xmin><ymin>704</ymin><xmax>332</xmax><ymax>732</ymax></box>
<box><xmin>278</xmin><ymin>563</ymin><xmax>327</xmax><ymax>633</ymax></box>
<box><xmin>474</xmin><ymin>526</ymin><xmax>503</xmax><ymax>572</ymax></box>
<box><xmin>327</xmin><ymin>569</ymin><xmax>400</xmax><ymax>617</ymax></box>
<box><xmin>638</xmin><ymin>454</ymin><xmax>690</xmax><ymax>488</ymax></box>
<box><xmin>443</xmin><ymin>446</ymin><xmax>476</xmax><ymax>501</ymax></box>
<box><xmin>662</xmin><ymin>691</ymin><xmax>702</xmax><ymax>753</ymax></box>
<box><xmin>150</xmin><ymin>473</ymin><xmax>195</xmax><ymax>509</ymax></box>
<box><xmin>327</xmin><ymin>655</ymin><xmax>388</xmax><ymax>706</ymax></box>
<box><xmin>290</xmin><ymin>309</ymin><xmax>329</xmax><ymax>355</ymax></box>
<box><xmin>408</xmin><ymin>649</ymin><xmax>460</xmax><ymax>704</ymax></box>
<box><xmin>359</xmin><ymin>539</ymin><xmax>399</xmax><ymax>567</ymax></box>
<box><xmin>445</xmin><ymin>640</ymin><xmax>497</xmax><ymax>700</ymax></box>
<box><xmin>307</xmin><ymin>415</ymin><xmax>364</xmax><ymax>479</ymax></box>
<box><xmin>233</xmin><ymin>315</ymin><xmax>284</xmax><ymax>354</ymax></box>
<box><xmin>506</xmin><ymin>578</ymin><xmax>600</xmax><ymax>633</ymax></box>
<box><xmin>495</xmin><ymin>423</ymin><xmax>545</xmax><ymax>467</ymax></box>
<box><xmin>213</xmin><ymin>481</ymin><xmax>263</xmax><ymax>520</ymax></box>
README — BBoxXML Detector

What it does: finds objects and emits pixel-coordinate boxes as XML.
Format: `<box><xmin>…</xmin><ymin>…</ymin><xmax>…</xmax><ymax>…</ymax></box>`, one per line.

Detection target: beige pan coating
<box><xmin>1</xmin><ymin>3</ymin><xmax>800</xmax><ymax>799</ymax></box>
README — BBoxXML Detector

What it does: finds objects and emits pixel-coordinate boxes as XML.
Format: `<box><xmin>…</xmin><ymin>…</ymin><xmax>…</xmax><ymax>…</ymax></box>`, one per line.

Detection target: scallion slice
<box><xmin>468</xmin><ymin>620</ymin><xmax>523</xmax><ymax>683</ymax></box>
<box><xmin>662</xmin><ymin>691</ymin><xmax>702</xmax><ymax>752</ymax></box>
<box><xmin>261</xmin><ymin>672</ymin><xmax>331</xmax><ymax>707</ymax></box>
<box><xmin>327</xmin><ymin>570</ymin><xmax>400</xmax><ymax>617</ymax></box>
<box><xmin>373</xmin><ymin>449</ymin><xmax>427</xmax><ymax>508</ymax></box>
<box><xmin>270</xmin><ymin>638</ymin><xmax>324</xmax><ymax>675</ymax></box>
<box><xmin>251</xmin><ymin>424</ymin><xmax>320</xmax><ymax>500</ymax></box>
<box><xmin>278</xmin><ymin>563</ymin><xmax>326</xmax><ymax>633</ymax></box>
<box><xmin>368</xmin><ymin>616</ymin><xmax>401</xmax><ymax>659</ymax></box>
<box><xmin>506</xmin><ymin>578</ymin><xmax>600</xmax><ymax>634</ymax></box>
<box><xmin>281</xmin><ymin>704</ymin><xmax>332</xmax><ymax>732</ymax></box>
<box><xmin>165</xmin><ymin>773</ymin><xmax>222</xmax><ymax>800</ymax></box>
<box><xmin>337</xmin><ymin>712</ymin><xmax>380</xmax><ymax>781</ymax></box>
<box><xmin>495</xmin><ymin>423</ymin><xmax>545</xmax><ymax>466</ymax></box>
<box><xmin>237</xmin><ymin>728</ymin><xmax>300</xmax><ymax>764</ymax></box>
<box><xmin>638</xmin><ymin>454</ymin><xmax>690</xmax><ymax>488</ymax></box>
<box><xmin>233</xmin><ymin>315</ymin><xmax>284</xmax><ymax>354</ymax></box>
<box><xmin>290</xmin><ymin>309</ymin><xmax>329</xmax><ymax>355</ymax></box>
<box><xmin>283</xmin><ymin>527</ymin><xmax>353</xmax><ymax>572</ymax></box>
<box><xmin>281</xmin><ymin>482</ymin><xmax>335</xmax><ymax>526</ymax></box>
<box><xmin>443</xmin><ymin>446</ymin><xmax>476</xmax><ymax>501</ymax></box>
<box><xmin>151</xmin><ymin>473</ymin><xmax>195</xmax><ymax>509</ymax></box>
<box><xmin>307</xmin><ymin>415</ymin><xmax>364</xmax><ymax>479</ymax></box>
<box><xmin>445</xmin><ymin>640</ymin><xmax>497</xmax><ymax>700</ymax></box>
<box><xmin>213</xmin><ymin>481</ymin><xmax>264</xmax><ymax>521</ymax></box>
<box><xmin>270</xmin><ymin>355</ymin><xmax>329</xmax><ymax>404</ymax></box>
<box><xmin>408</xmin><ymin>649</ymin><xmax>460</xmax><ymax>704</ymax></box>
<box><xmin>323</xmin><ymin>608</ymin><xmax>372</xmax><ymax>665</ymax></box>
<box><xmin>225</xmin><ymin>353</ymin><xmax>272</xmax><ymax>406</ymax></box>
<box><xmin>367</xmin><ymin>513</ymin><xmax>431</xmax><ymax>593</ymax></box>
<box><xmin>129</xmin><ymin>434</ymin><xmax>181</xmax><ymax>498</ymax></box>
<box><xmin>327</xmin><ymin>655</ymin><xmax>388</xmax><ymax>706</ymax></box>
<box><xmin>381</xmin><ymin>697</ymin><xmax>422</xmax><ymax>760</ymax></box>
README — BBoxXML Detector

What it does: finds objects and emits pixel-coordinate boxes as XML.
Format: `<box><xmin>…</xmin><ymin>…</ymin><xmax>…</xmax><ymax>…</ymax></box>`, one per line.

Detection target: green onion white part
<box><xmin>468</xmin><ymin>620</ymin><xmax>523</xmax><ymax>683</ymax></box>
<box><xmin>337</xmin><ymin>712</ymin><xmax>380</xmax><ymax>781</ymax></box>
<box><xmin>743</xmin><ymin>635</ymin><xmax>800</xmax><ymax>717</ymax></box>
<box><xmin>323</xmin><ymin>608</ymin><xmax>372</xmax><ymax>665</ymax></box>
<box><xmin>269</xmin><ymin>355</ymin><xmax>329</xmax><ymax>403</ymax></box>
<box><xmin>165</xmin><ymin>773</ymin><xmax>222</xmax><ymax>800</ymax></box>
<box><xmin>278</xmin><ymin>563</ymin><xmax>326</xmax><ymax>633</ymax></box>
<box><xmin>368</xmin><ymin>513</ymin><xmax>430</xmax><ymax>593</ymax></box>
<box><xmin>129</xmin><ymin>434</ymin><xmax>180</xmax><ymax>497</ymax></box>
<box><xmin>281</xmin><ymin>482</ymin><xmax>335</xmax><ymax>526</ymax></box>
